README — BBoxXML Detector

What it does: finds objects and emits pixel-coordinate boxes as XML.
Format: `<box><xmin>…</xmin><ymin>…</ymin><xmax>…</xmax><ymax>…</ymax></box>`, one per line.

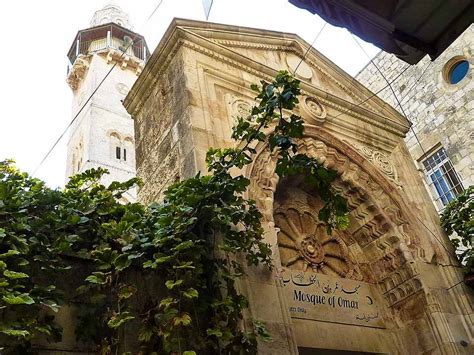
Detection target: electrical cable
<box><xmin>33</xmin><ymin>0</ymin><xmax>166</xmax><ymax>175</ymax></box>
<box><xmin>293</xmin><ymin>22</ymin><xmax>327</xmax><ymax>76</ymax></box>
<box><xmin>333</xmin><ymin>65</ymin><xmax>411</xmax><ymax>119</ymax></box>
<box><xmin>351</xmin><ymin>35</ymin><xmax>427</xmax><ymax>155</ymax></box>
<box><xmin>350</xmin><ymin>35</ymin><xmax>469</xmax><ymax>291</ymax></box>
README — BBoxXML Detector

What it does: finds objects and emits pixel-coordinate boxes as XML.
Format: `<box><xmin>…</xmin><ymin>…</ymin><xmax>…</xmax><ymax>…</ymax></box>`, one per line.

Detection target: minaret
<box><xmin>65</xmin><ymin>2</ymin><xmax>149</xmax><ymax>202</ymax></box>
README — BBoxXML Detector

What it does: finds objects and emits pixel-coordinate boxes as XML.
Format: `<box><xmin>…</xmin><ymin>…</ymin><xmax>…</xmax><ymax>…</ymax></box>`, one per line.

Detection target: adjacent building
<box><xmin>356</xmin><ymin>25</ymin><xmax>473</xmax><ymax>211</ymax></box>
<box><xmin>65</xmin><ymin>2</ymin><xmax>149</xmax><ymax>202</ymax></box>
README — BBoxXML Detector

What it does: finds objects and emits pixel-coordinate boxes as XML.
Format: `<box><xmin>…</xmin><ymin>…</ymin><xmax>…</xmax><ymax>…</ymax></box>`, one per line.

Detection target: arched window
<box><xmin>109</xmin><ymin>132</ymin><xmax>133</xmax><ymax>164</ymax></box>
<box><xmin>77</xmin><ymin>142</ymin><xmax>83</xmax><ymax>171</ymax></box>
<box><xmin>123</xmin><ymin>137</ymin><xmax>134</xmax><ymax>165</ymax></box>
<box><xmin>110</xmin><ymin>132</ymin><xmax>122</xmax><ymax>161</ymax></box>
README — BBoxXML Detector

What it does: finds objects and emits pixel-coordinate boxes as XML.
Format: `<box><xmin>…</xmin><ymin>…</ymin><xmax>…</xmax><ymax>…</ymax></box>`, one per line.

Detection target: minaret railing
<box><xmin>68</xmin><ymin>24</ymin><xmax>149</xmax><ymax>65</ymax></box>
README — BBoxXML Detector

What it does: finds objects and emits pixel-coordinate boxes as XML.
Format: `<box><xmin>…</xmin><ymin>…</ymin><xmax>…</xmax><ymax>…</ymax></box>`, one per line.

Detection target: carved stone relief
<box><xmin>225</xmin><ymin>95</ymin><xmax>254</xmax><ymax>125</ymax></box>
<box><xmin>301</xmin><ymin>96</ymin><xmax>327</xmax><ymax>124</ymax></box>
<box><xmin>353</xmin><ymin>144</ymin><xmax>399</xmax><ymax>183</ymax></box>
<box><xmin>285</xmin><ymin>53</ymin><xmax>313</xmax><ymax>80</ymax></box>
<box><xmin>274</xmin><ymin>187</ymin><xmax>363</xmax><ymax>281</ymax></box>
<box><xmin>67</xmin><ymin>56</ymin><xmax>90</xmax><ymax>90</ymax></box>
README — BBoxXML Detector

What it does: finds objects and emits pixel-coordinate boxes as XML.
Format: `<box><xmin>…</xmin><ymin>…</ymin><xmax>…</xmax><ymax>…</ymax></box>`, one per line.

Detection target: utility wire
<box><xmin>333</xmin><ymin>65</ymin><xmax>411</xmax><ymax>119</ymax></box>
<box><xmin>351</xmin><ymin>35</ymin><xmax>427</xmax><ymax>155</ymax></box>
<box><xmin>293</xmin><ymin>22</ymin><xmax>327</xmax><ymax>76</ymax></box>
<box><xmin>350</xmin><ymin>34</ymin><xmax>464</xmax><ymax>268</ymax></box>
<box><xmin>33</xmin><ymin>0</ymin><xmax>166</xmax><ymax>175</ymax></box>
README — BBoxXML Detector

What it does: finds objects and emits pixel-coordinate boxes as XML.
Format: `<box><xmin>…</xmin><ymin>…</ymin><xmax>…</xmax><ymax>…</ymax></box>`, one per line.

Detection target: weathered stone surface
<box><xmin>357</xmin><ymin>25</ymin><xmax>473</xmax><ymax>211</ymax></box>
<box><xmin>125</xmin><ymin>19</ymin><xmax>474</xmax><ymax>354</ymax></box>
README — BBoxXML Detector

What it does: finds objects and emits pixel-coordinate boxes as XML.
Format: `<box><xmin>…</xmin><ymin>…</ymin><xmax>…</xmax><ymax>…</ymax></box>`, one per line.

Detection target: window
<box><xmin>116</xmin><ymin>146</ymin><xmax>121</xmax><ymax>160</ymax></box>
<box><xmin>443</xmin><ymin>57</ymin><xmax>470</xmax><ymax>85</ymax></box>
<box><xmin>123</xmin><ymin>148</ymin><xmax>127</xmax><ymax>161</ymax></box>
<box><xmin>449</xmin><ymin>60</ymin><xmax>469</xmax><ymax>84</ymax></box>
<box><xmin>422</xmin><ymin>148</ymin><xmax>464</xmax><ymax>208</ymax></box>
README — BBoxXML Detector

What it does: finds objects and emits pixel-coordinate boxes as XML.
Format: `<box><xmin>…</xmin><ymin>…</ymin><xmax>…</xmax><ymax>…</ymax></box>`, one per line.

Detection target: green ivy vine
<box><xmin>441</xmin><ymin>186</ymin><xmax>474</xmax><ymax>275</ymax></box>
<box><xmin>0</xmin><ymin>71</ymin><xmax>348</xmax><ymax>354</ymax></box>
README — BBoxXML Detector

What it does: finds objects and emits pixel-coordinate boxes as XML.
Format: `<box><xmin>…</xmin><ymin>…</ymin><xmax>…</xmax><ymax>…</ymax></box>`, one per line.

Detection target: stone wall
<box><xmin>356</xmin><ymin>25</ymin><xmax>473</xmax><ymax>209</ymax></box>
<box><xmin>132</xmin><ymin>50</ymin><xmax>196</xmax><ymax>204</ymax></box>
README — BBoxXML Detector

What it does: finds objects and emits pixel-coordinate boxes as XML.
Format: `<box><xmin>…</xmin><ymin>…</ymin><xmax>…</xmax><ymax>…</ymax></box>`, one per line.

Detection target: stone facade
<box><xmin>124</xmin><ymin>19</ymin><xmax>474</xmax><ymax>354</ymax></box>
<box><xmin>356</xmin><ymin>25</ymin><xmax>473</xmax><ymax>211</ymax></box>
<box><xmin>66</xmin><ymin>3</ymin><xmax>146</xmax><ymax>202</ymax></box>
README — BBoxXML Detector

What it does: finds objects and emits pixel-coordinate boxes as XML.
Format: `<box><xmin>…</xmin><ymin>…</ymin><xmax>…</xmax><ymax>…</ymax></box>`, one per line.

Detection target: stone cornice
<box><xmin>124</xmin><ymin>19</ymin><xmax>410</xmax><ymax>137</ymax></box>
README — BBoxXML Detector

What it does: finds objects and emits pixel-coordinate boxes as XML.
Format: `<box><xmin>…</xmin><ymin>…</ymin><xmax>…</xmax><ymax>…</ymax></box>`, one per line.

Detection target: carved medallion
<box><xmin>286</xmin><ymin>53</ymin><xmax>313</xmax><ymax>80</ymax></box>
<box><xmin>116</xmin><ymin>82</ymin><xmax>130</xmax><ymax>95</ymax></box>
<box><xmin>302</xmin><ymin>96</ymin><xmax>327</xmax><ymax>123</ymax></box>
<box><xmin>274</xmin><ymin>200</ymin><xmax>362</xmax><ymax>280</ymax></box>
<box><xmin>235</xmin><ymin>100</ymin><xmax>252</xmax><ymax>117</ymax></box>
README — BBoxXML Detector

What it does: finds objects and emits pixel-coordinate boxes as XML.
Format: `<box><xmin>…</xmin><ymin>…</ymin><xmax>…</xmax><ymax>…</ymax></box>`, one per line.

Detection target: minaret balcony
<box><xmin>67</xmin><ymin>23</ymin><xmax>150</xmax><ymax>69</ymax></box>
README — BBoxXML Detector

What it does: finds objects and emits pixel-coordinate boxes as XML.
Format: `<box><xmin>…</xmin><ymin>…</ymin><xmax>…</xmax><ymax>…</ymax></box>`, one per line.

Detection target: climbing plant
<box><xmin>0</xmin><ymin>71</ymin><xmax>348</xmax><ymax>354</ymax></box>
<box><xmin>440</xmin><ymin>186</ymin><xmax>474</xmax><ymax>275</ymax></box>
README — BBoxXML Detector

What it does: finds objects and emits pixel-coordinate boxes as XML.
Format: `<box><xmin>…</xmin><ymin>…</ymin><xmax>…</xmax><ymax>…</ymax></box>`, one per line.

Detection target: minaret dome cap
<box><xmin>90</xmin><ymin>1</ymin><xmax>132</xmax><ymax>29</ymax></box>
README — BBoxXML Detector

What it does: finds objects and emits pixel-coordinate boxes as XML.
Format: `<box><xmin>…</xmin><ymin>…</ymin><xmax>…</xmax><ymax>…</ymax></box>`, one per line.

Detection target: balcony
<box><xmin>67</xmin><ymin>23</ymin><xmax>150</xmax><ymax>67</ymax></box>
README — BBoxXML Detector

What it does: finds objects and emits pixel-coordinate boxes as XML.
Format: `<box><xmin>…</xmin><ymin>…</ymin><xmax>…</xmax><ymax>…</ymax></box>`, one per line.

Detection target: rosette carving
<box><xmin>302</xmin><ymin>96</ymin><xmax>327</xmax><ymax>124</ymax></box>
<box><xmin>274</xmin><ymin>198</ymin><xmax>362</xmax><ymax>280</ymax></box>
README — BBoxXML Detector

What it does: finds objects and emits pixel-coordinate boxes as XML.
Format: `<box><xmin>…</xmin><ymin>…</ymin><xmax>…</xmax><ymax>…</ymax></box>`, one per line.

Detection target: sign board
<box><xmin>281</xmin><ymin>269</ymin><xmax>384</xmax><ymax>328</ymax></box>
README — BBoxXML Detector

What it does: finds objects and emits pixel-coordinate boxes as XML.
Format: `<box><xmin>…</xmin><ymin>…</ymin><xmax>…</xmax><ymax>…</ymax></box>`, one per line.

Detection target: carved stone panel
<box><xmin>274</xmin><ymin>186</ymin><xmax>363</xmax><ymax>281</ymax></box>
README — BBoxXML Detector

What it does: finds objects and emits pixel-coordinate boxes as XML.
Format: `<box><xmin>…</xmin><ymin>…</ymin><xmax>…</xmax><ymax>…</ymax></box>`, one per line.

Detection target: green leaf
<box><xmin>107</xmin><ymin>311</ymin><xmax>135</xmax><ymax>329</ymax></box>
<box><xmin>174</xmin><ymin>240</ymin><xmax>194</xmax><ymax>251</ymax></box>
<box><xmin>113</xmin><ymin>254</ymin><xmax>131</xmax><ymax>271</ymax></box>
<box><xmin>143</xmin><ymin>260</ymin><xmax>156</xmax><ymax>269</ymax></box>
<box><xmin>159</xmin><ymin>297</ymin><xmax>177</xmax><ymax>310</ymax></box>
<box><xmin>173</xmin><ymin>261</ymin><xmax>195</xmax><ymax>270</ymax></box>
<box><xmin>1</xmin><ymin>329</ymin><xmax>30</xmax><ymax>338</ymax></box>
<box><xmin>183</xmin><ymin>351</ymin><xmax>197</xmax><ymax>355</ymax></box>
<box><xmin>85</xmin><ymin>272</ymin><xmax>108</xmax><ymax>285</ymax></box>
<box><xmin>165</xmin><ymin>279</ymin><xmax>184</xmax><ymax>290</ymax></box>
<box><xmin>4</xmin><ymin>270</ymin><xmax>29</xmax><ymax>279</ymax></box>
<box><xmin>2</xmin><ymin>293</ymin><xmax>35</xmax><ymax>305</ymax></box>
<box><xmin>183</xmin><ymin>288</ymin><xmax>199</xmax><ymax>299</ymax></box>
<box><xmin>0</xmin><ymin>250</ymin><xmax>20</xmax><ymax>259</ymax></box>
<box><xmin>119</xmin><ymin>285</ymin><xmax>136</xmax><ymax>300</ymax></box>
<box><xmin>173</xmin><ymin>313</ymin><xmax>191</xmax><ymax>326</ymax></box>
<box><xmin>41</xmin><ymin>299</ymin><xmax>60</xmax><ymax>312</ymax></box>
<box><xmin>138</xmin><ymin>326</ymin><xmax>154</xmax><ymax>342</ymax></box>
<box><xmin>207</xmin><ymin>328</ymin><xmax>223</xmax><ymax>337</ymax></box>
<box><xmin>155</xmin><ymin>255</ymin><xmax>173</xmax><ymax>264</ymax></box>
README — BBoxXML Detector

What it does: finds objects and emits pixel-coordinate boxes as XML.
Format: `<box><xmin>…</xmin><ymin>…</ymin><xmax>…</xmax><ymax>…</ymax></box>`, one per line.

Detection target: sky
<box><xmin>0</xmin><ymin>0</ymin><xmax>379</xmax><ymax>188</ymax></box>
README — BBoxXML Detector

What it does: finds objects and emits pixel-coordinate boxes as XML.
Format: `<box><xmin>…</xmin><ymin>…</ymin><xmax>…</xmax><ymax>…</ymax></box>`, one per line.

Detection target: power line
<box><xmin>293</xmin><ymin>22</ymin><xmax>327</xmax><ymax>76</ymax></box>
<box><xmin>33</xmin><ymin>0</ymin><xmax>165</xmax><ymax>175</ymax></box>
<box><xmin>351</xmin><ymin>35</ymin><xmax>427</xmax><ymax>155</ymax></box>
<box><xmin>147</xmin><ymin>0</ymin><xmax>165</xmax><ymax>21</ymax></box>
<box><xmin>332</xmin><ymin>65</ymin><xmax>411</xmax><ymax>119</ymax></box>
<box><xmin>349</xmin><ymin>34</ymin><xmax>462</xmax><ymax>257</ymax></box>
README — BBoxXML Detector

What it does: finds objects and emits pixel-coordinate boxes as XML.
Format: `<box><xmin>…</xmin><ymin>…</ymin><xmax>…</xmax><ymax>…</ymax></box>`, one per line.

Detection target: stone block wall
<box><xmin>132</xmin><ymin>50</ymin><xmax>197</xmax><ymax>204</ymax></box>
<box><xmin>356</xmin><ymin>25</ymin><xmax>473</xmax><ymax>209</ymax></box>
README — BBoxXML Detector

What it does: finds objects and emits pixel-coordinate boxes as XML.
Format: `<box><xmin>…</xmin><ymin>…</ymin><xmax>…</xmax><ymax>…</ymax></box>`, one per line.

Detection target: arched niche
<box><xmin>245</xmin><ymin>126</ymin><xmax>436</xmax><ymax>285</ymax></box>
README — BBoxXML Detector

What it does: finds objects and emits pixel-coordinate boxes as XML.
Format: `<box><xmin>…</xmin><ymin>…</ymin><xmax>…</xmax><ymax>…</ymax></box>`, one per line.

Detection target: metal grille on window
<box><xmin>116</xmin><ymin>146</ymin><xmax>121</xmax><ymax>160</ymax></box>
<box><xmin>422</xmin><ymin>148</ymin><xmax>464</xmax><ymax>209</ymax></box>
